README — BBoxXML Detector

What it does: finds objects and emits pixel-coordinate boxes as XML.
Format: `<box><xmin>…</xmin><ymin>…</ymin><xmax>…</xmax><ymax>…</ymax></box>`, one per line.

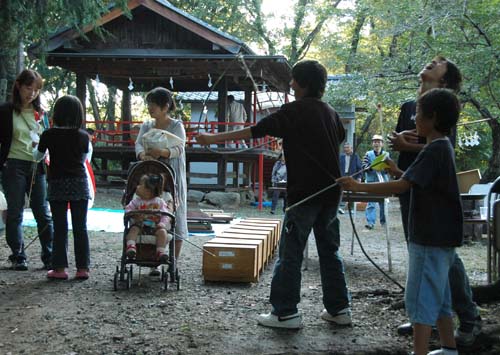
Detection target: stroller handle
<box><xmin>124</xmin><ymin>210</ymin><xmax>176</xmax><ymax>221</ymax></box>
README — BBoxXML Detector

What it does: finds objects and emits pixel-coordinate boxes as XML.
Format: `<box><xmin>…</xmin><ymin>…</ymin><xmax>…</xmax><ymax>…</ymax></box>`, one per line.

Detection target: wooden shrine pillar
<box><xmin>244</xmin><ymin>90</ymin><xmax>252</xmax><ymax>124</ymax></box>
<box><xmin>76</xmin><ymin>73</ymin><xmax>87</xmax><ymax>126</ymax></box>
<box><xmin>121</xmin><ymin>90</ymin><xmax>132</xmax><ymax>145</ymax></box>
<box><xmin>121</xmin><ymin>90</ymin><xmax>132</xmax><ymax>170</ymax></box>
<box><xmin>217</xmin><ymin>78</ymin><xmax>228</xmax><ymax>135</ymax></box>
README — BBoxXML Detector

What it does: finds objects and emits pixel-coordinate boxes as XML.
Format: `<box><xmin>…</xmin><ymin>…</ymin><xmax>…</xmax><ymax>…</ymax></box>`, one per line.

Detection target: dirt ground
<box><xmin>1</xmin><ymin>189</ymin><xmax>500</xmax><ymax>355</ymax></box>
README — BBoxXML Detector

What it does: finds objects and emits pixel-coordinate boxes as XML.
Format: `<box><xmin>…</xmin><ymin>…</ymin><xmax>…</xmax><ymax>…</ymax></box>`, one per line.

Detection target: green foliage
<box><xmin>320</xmin><ymin>0</ymin><xmax>500</xmax><ymax>178</ymax></box>
<box><xmin>1</xmin><ymin>0</ymin><xmax>498</xmax><ymax>177</ymax></box>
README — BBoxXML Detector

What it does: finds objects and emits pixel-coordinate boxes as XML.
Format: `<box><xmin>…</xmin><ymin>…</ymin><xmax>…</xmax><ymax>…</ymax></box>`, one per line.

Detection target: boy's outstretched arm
<box><xmin>336</xmin><ymin>176</ymin><xmax>411</xmax><ymax>195</ymax></box>
<box><xmin>196</xmin><ymin>127</ymin><xmax>253</xmax><ymax>145</ymax></box>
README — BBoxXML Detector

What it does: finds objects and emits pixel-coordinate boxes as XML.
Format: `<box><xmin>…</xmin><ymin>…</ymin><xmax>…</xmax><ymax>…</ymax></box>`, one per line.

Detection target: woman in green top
<box><xmin>0</xmin><ymin>69</ymin><xmax>53</xmax><ymax>270</ymax></box>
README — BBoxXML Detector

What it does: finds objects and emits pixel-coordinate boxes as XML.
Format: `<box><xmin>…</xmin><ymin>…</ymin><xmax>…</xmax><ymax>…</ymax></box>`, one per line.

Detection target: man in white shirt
<box><xmin>226</xmin><ymin>95</ymin><xmax>248</xmax><ymax>148</ymax></box>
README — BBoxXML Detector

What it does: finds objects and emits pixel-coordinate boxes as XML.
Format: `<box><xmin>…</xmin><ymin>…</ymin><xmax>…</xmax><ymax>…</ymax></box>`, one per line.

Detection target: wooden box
<box><xmin>219</xmin><ymin>231</ymin><xmax>270</xmax><ymax>263</ymax></box>
<box><xmin>208</xmin><ymin>237</ymin><xmax>265</xmax><ymax>273</ymax></box>
<box><xmin>457</xmin><ymin>169</ymin><xmax>481</xmax><ymax>193</ymax></box>
<box><xmin>237</xmin><ymin>221</ymin><xmax>281</xmax><ymax>251</ymax></box>
<box><xmin>243</xmin><ymin>218</ymin><xmax>281</xmax><ymax>233</ymax></box>
<box><xmin>202</xmin><ymin>243</ymin><xmax>259</xmax><ymax>283</ymax></box>
<box><xmin>224</xmin><ymin>226</ymin><xmax>273</xmax><ymax>259</ymax></box>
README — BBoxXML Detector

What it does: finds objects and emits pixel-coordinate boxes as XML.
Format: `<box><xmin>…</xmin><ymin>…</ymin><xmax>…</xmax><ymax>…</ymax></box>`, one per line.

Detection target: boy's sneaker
<box><xmin>455</xmin><ymin>316</ymin><xmax>482</xmax><ymax>346</ymax></box>
<box><xmin>320</xmin><ymin>307</ymin><xmax>352</xmax><ymax>325</ymax></box>
<box><xmin>364</xmin><ymin>224</ymin><xmax>374</xmax><ymax>230</ymax></box>
<box><xmin>126</xmin><ymin>245</ymin><xmax>136</xmax><ymax>259</ymax></box>
<box><xmin>257</xmin><ymin>312</ymin><xmax>303</xmax><ymax>329</ymax></box>
<box><xmin>13</xmin><ymin>259</ymin><xmax>28</xmax><ymax>271</ymax></box>
<box><xmin>427</xmin><ymin>348</ymin><xmax>458</xmax><ymax>355</ymax></box>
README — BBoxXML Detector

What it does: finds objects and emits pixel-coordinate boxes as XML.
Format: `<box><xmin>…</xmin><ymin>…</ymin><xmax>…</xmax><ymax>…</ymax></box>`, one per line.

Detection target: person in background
<box><xmin>196</xmin><ymin>60</ymin><xmax>351</xmax><ymax>330</ymax></box>
<box><xmin>388</xmin><ymin>56</ymin><xmax>481</xmax><ymax>346</ymax></box>
<box><xmin>135</xmin><ymin>87</ymin><xmax>187</xmax><ymax>268</ymax></box>
<box><xmin>0</xmin><ymin>69</ymin><xmax>53</xmax><ymax>271</ymax></box>
<box><xmin>339</xmin><ymin>142</ymin><xmax>362</xmax><ymax>214</ymax></box>
<box><xmin>270</xmin><ymin>152</ymin><xmax>287</xmax><ymax>214</ymax></box>
<box><xmin>362</xmin><ymin>135</ymin><xmax>389</xmax><ymax>229</ymax></box>
<box><xmin>226</xmin><ymin>95</ymin><xmax>248</xmax><ymax>148</ymax></box>
<box><xmin>338</xmin><ymin>88</ymin><xmax>463</xmax><ymax>355</ymax></box>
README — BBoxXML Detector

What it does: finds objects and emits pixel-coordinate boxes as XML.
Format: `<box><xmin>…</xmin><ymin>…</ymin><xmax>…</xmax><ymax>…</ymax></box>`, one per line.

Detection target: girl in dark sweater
<box><xmin>35</xmin><ymin>95</ymin><xmax>91</xmax><ymax>280</ymax></box>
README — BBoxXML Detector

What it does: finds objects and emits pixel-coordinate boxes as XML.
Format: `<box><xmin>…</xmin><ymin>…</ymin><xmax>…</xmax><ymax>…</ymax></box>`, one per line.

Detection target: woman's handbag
<box><xmin>142</xmin><ymin>128</ymin><xmax>183</xmax><ymax>151</ymax></box>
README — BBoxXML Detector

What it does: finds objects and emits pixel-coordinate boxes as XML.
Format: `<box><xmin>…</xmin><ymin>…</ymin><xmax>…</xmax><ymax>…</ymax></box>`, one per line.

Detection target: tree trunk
<box><xmin>0</xmin><ymin>11</ymin><xmax>18</xmax><ymax>103</ymax></box>
<box><xmin>106</xmin><ymin>86</ymin><xmax>117</xmax><ymax>131</ymax></box>
<box><xmin>345</xmin><ymin>9</ymin><xmax>367</xmax><ymax>73</ymax></box>
<box><xmin>87</xmin><ymin>80</ymin><xmax>104</xmax><ymax>136</ymax></box>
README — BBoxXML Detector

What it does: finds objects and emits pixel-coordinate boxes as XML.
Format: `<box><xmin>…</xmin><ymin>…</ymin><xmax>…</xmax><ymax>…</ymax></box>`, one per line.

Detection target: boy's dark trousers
<box><xmin>270</xmin><ymin>201</ymin><xmax>350</xmax><ymax>316</ymax></box>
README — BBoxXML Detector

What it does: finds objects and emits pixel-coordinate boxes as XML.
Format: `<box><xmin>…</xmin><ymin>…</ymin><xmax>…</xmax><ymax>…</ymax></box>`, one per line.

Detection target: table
<box><xmin>461</xmin><ymin>193</ymin><xmax>487</xmax><ymax>238</ymax></box>
<box><xmin>342</xmin><ymin>192</ymin><xmax>393</xmax><ymax>272</ymax></box>
<box><xmin>303</xmin><ymin>192</ymin><xmax>393</xmax><ymax>272</ymax></box>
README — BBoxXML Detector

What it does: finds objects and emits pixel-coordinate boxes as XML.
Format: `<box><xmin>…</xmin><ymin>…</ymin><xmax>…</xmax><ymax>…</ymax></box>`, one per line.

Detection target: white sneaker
<box><xmin>257</xmin><ymin>312</ymin><xmax>303</xmax><ymax>329</ymax></box>
<box><xmin>454</xmin><ymin>316</ymin><xmax>482</xmax><ymax>346</ymax></box>
<box><xmin>427</xmin><ymin>348</ymin><xmax>458</xmax><ymax>355</ymax></box>
<box><xmin>320</xmin><ymin>307</ymin><xmax>352</xmax><ymax>325</ymax></box>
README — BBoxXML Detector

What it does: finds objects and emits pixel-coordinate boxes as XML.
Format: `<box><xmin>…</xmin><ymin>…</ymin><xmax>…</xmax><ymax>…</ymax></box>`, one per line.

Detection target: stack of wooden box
<box><xmin>202</xmin><ymin>218</ymin><xmax>282</xmax><ymax>282</ymax></box>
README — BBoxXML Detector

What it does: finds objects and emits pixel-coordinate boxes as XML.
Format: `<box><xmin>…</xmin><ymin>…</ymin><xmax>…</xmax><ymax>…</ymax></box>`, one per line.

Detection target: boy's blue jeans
<box><xmin>365</xmin><ymin>201</ymin><xmax>385</xmax><ymax>226</ymax></box>
<box><xmin>270</xmin><ymin>201</ymin><xmax>350</xmax><ymax>316</ymax></box>
<box><xmin>1</xmin><ymin>159</ymin><xmax>53</xmax><ymax>263</ymax></box>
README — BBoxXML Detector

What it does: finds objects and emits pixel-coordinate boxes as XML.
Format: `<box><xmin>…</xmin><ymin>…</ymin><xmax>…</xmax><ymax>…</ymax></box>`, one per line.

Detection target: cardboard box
<box><xmin>202</xmin><ymin>243</ymin><xmax>259</xmax><ymax>282</ymax></box>
<box><xmin>457</xmin><ymin>169</ymin><xmax>481</xmax><ymax>193</ymax></box>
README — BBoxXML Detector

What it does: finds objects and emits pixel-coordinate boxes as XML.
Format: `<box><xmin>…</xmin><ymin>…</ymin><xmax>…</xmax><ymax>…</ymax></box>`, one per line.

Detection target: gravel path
<box><xmin>0</xmin><ymin>190</ymin><xmax>499</xmax><ymax>354</ymax></box>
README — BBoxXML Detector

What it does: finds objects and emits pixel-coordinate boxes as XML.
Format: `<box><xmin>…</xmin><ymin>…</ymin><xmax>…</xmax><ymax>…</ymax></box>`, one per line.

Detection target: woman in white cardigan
<box><xmin>135</xmin><ymin>87</ymin><xmax>187</xmax><ymax>261</ymax></box>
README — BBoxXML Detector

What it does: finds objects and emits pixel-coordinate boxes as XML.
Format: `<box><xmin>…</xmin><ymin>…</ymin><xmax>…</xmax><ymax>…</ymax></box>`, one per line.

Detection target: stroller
<box><xmin>114</xmin><ymin>160</ymin><xmax>180</xmax><ymax>291</ymax></box>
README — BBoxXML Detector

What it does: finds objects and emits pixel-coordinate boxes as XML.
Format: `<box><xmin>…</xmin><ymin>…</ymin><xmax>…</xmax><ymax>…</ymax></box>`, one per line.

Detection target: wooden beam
<box><xmin>46</xmin><ymin>0</ymin><xmax>142</xmax><ymax>51</ymax></box>
<box><xmin>217</xmin><ymin>77</ymin><xmax>228</xmax><ymax>137</ymax></box>
<box><xmin>142</xmin><ymin>0</ymin><xmax>243</xmax><ymax>53</ymax></box>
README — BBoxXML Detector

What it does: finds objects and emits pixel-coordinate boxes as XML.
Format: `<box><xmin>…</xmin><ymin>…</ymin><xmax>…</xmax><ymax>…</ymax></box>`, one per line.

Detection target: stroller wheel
<box><xmin>113</xmin><ymin>270</ymin><xmax>119</xmax><ymax>291</ymax></box>
<box><xmin>125</xmin><ymin>268</ymin><xmax>131</xmax><ymax>290</ymax></box>
<box><xmin>129</xmin><ymin>265</ymin><xmax>133</xmax><ymax>281</ymax></box>
<box><xmin>175</xmin><ymin>269</ymin><xmax>180</xmax><ymax>291</ymax></box>
<box><xmin>163</xmin><ymin>271</ymin><xmax>169</xmax><ymax>291</ymax></box>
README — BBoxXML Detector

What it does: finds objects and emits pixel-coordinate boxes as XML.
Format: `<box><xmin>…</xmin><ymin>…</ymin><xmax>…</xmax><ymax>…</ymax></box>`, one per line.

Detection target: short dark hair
<box><xmin>227</xmin><ymin>95</ymin><xmax>235</xmax><ymax>103</ymax></box>
<box><xmin>146</xmin><ymin>87</ymin><xmax>176</xmax><ymax>111</ymax></box>
<box><xmin>52</xmin><ymin>95</ymin><xmax>84</xmax><ymax>128</ymax></box>
<box><xmin>434</xmin><ymin>56</ymin><xmax>462</xmax><ymax>93</ymax></box>
<box><xmin>291</xmin><ymin>60</ymin><xmax>327</xmax><ymax>99</ymax></box>
<box><xmin>139</xmin><ymin>174</ymin><xmax>164</xmax><ymax>197</ymax></box>
<box><xmin>12</xmin><ymin>69</ymin><xmax>44</xmax><ymax>114</ymax></box>
<box><xmin>417</xmin><ymin>88</ymin><xmax>460</xmax><ymax>135</ymax></box>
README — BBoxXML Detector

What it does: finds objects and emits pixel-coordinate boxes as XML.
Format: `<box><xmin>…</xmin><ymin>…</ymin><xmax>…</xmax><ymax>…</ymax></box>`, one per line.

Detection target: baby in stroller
<box><xmin>124</xmin><ymin>174</ymin><xmax>174</xmax><ymax>263</ymax></box>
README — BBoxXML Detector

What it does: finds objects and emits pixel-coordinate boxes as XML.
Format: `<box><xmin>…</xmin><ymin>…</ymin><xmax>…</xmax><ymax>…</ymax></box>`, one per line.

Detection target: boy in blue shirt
<box><xmin>338</xmin><ymin>88</ymin><xmax>462</xmax><ymax>355</ymax></box>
